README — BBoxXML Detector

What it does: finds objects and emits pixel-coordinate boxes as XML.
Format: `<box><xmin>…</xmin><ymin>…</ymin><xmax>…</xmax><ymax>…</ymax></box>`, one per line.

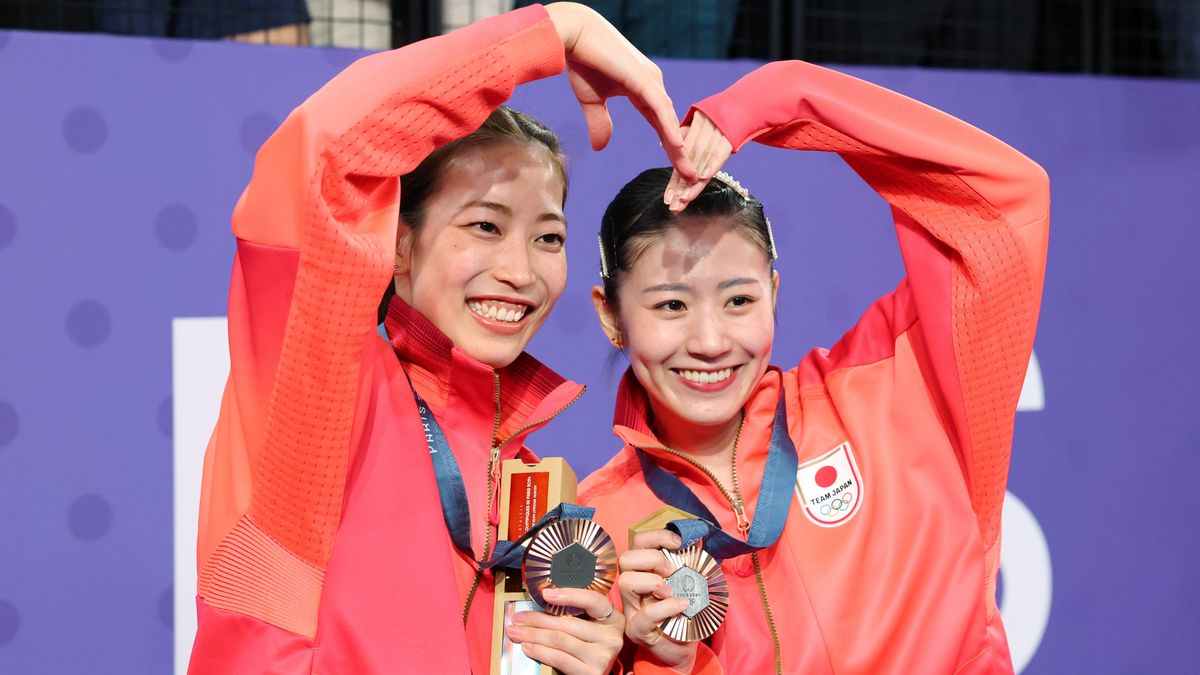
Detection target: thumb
<box><xmin>581</xmin><ymin>101</ymin><xmax>613</xmax><ymax>151</ymax></box>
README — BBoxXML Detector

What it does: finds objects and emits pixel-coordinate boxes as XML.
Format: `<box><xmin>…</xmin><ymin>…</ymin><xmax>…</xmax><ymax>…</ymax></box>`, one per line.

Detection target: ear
<box><xmin>771</xmin><ymin>269</ymin><xmax>781</xmax><ymax>311</ymax></box>
<box><xmin>591</xmin><ymin>285</ymin><xmax>624</xmax><ymax>348</ymax></box>
<box><xmin>392</xmin><ymin>220</ymin><xmax>416</xmax><ymax>300</ymax></box>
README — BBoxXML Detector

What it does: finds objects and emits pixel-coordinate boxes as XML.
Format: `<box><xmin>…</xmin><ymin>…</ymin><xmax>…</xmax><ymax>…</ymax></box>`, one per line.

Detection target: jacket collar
<box><xmin>611</xmin><ymin>366</ymin><xmax>783</xmax><ymax>497</ymax></box>
<box><xmin>384</xmin><ymin>296</ymin><xmax>584</xmax><ymax>453</ymax></box>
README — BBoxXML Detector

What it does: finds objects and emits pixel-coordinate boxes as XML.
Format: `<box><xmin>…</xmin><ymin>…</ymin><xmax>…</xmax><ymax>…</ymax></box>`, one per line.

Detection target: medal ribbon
<box><xmin>410</xmin><ymin>380</ymin><xmax>593</xmax><ymax>571</ymax></box>
<box><xmin>635</xmin><ymin>394</ymin><xmax>798</xmax><ymax>561</ymax></box>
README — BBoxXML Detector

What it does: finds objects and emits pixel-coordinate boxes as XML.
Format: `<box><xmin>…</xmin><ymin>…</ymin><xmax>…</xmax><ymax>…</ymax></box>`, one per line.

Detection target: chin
<box><xmin>462</xmin><ymin>343</ymin><xmax>523</xmax><ymax>369</ymax></box>
<box><xmin>681</xmin><ymin>407</ymin><xmax>743</xmax><ymax>429</ymax></box>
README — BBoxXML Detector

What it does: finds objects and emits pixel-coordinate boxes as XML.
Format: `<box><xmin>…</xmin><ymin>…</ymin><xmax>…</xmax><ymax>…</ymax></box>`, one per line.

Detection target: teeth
<box><xmin>679</xmin><ymin>368</ymin><xmax>733</xmax><ymax>384</ymax></box>
<box><xmin>468</xmin><ymin>300</ymin><xmax>528</xmax><ymax>324</ymax></box>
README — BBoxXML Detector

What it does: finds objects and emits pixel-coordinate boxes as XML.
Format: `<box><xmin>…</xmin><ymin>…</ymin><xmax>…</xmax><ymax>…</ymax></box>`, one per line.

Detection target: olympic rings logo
<box><xmin>819</xmin><ymin>492</ymin><xmax>854</xmax><ymax>516</ymax></box>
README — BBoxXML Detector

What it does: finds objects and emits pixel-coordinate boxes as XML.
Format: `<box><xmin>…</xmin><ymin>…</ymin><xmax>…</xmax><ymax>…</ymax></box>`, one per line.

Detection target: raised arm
<box><xmin>679</xmin><ymin>60</ymin><xmax>1049</xmax><ymax>546</ymax></box>
<box><xmin>198</xmin><ymin>6</ymin><xmax>567</xmax><ymax>639</ymax></box>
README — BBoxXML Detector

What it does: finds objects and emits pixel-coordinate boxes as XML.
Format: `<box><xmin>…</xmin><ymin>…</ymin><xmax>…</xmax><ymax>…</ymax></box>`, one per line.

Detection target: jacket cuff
<box><xmin>685</xmin><ymin>91</ymin><xmax>760</xmax><ymax>153</ymax></box>
<box><xmin>632</xmin><ymin>643</ymin><xmax>722</xmax><ymax>675</ymax></box>
<box><xmin>496</xmin><ymin>5</ymin><xmax>566</xmax><ymax>83</ymax></box>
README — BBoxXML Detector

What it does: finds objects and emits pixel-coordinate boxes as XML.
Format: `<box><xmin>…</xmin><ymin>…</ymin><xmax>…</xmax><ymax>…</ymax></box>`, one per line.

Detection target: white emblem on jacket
<box><xmin>795</xmin><ymin>442</ymin><xmax>863</xmax><ymax>527</ymax></box>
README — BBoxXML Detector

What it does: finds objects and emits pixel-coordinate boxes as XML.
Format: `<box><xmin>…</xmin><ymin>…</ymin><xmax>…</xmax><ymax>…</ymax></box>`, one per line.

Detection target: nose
<box><xmin>684</xmin><ymin>307</ymin><xmax>732</xmax><ymax>360</ymax></box>
<box><xmin>491</xmin><ymin>236</ymin><xmax>536</xmax><ymax>289</ymax></box>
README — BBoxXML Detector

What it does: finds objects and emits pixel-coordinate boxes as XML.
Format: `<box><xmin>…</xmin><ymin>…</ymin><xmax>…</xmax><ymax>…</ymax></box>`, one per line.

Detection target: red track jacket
<box><xmin>580</xmin><ymin>61</ymin><xmax>1050</xmax><ymax>674</ymax></box>
<box><xmin>187</xmin><ymin>7</ymin><xmax>584</xmax><ymax>674</ymax></box>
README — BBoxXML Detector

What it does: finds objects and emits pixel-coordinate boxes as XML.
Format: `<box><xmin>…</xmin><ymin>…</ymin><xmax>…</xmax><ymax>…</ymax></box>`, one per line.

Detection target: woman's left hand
<box><xmin>506</xmin><ymin>587</ymin><xmax>625</xmax><ymax>675</ymax></box>
<box><xmin>664</xmin><ymin>110</ymin><xmax>733</xmax><ymax>213</ymax></box>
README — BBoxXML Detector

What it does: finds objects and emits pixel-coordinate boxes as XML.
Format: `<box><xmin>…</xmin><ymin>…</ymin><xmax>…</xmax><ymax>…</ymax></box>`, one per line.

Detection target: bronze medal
<box><xmin>522</xmin><ymin>518</ymin><xmax>618</xmax><ymax>616</ymax></box>
<box><xmin>659</xmin><ymin>543</ymin><xmax>728</xmax><ymax>642</ymax></box>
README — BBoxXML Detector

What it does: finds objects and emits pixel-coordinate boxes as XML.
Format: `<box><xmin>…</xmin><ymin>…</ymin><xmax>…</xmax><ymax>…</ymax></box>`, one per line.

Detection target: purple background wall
<box><xmin>1</xmin><ymin>26</ymin><xmax>1198</xmax><ymax>674</ymax></box>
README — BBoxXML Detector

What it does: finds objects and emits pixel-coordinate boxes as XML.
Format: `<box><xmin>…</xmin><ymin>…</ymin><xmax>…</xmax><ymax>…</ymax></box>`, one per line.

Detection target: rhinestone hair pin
<box><xmin>598</xmin><ymin>234</ymin><xmax>611</xmax><ymax>279</ymax></box>
<box><xmin>714</xmin><ymin>171</ymin><xmax>779</xmax><ymax>263</ymax></box>
<box><xmin>713</xmin><ymin>171</ymin><xmax>750</xmax><ymax>201</ymax></box>
<box><xmin>599</xmin><ymin>172</ymin><xmax>779</xmax><ymax>280</ymax></box>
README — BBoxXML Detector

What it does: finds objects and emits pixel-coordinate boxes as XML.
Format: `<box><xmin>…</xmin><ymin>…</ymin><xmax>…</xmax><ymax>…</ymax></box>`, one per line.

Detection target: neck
<box><xmin>651</xmin><ymin>403</ymin><xmax>743</xmax><ymax>462</ymax></box>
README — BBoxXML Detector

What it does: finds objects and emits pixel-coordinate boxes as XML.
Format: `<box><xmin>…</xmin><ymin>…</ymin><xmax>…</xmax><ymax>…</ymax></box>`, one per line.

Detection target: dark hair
<box><xmin>378</xmin><ymin>106</ymin><xmax>568</xmax><ymax>323</ymax></box>
<box><xmin>598</xmin><ymin>167</ymin><xmax>773</xmax><ymax>306</ymax></box>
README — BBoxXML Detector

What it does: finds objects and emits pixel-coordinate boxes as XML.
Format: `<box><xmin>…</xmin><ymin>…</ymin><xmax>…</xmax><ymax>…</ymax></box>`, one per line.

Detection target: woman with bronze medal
<box><xmin>188</xmin><ymin>4</ymin><xmax>695</xmax><ymax>674</ymax></box>
<box><xmin>580</xmin><ymin>60</ymin><xmax>1049</xmax><ymax>673</ymax></box>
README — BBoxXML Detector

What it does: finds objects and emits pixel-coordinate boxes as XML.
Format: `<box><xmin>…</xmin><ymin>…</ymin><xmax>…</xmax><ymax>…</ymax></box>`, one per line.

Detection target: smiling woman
<box><xmin>381</xmin><ymin>109</ymin><xmax>570</xmax><ymax>367</ymax></box>
<box><xmin>593</xmin><ymin>170</ymin><xmax>778</xmax><ymax>449</ymax></box>
<box><xmin>580</xmin><ymin>59</ymin><xmax>1049</xmax><ymax>675</ymax></box>
<box><xmin>187</xmin><ymin>4</ymin><xmax>697</xmax><ymax>674</ymax></box>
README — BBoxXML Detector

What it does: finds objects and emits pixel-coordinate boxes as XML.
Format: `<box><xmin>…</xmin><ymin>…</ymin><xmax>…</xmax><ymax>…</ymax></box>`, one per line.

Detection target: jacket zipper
<box><xmin>461</xmin><ymin>374</ymin><xmax>587</xmax><ymax>623</ymax></box>
<box><xmin>647</xmin><ymin>415</ymin><xmax>783</xmax><ymax>675</ymax></box>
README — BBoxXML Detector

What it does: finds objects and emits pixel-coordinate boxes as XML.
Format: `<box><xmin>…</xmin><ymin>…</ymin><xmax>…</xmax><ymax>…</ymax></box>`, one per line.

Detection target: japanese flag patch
<box><xmin>795</xmin><ymin>442</ymin><xmax>863</xmax><ymax>528</ymax></box>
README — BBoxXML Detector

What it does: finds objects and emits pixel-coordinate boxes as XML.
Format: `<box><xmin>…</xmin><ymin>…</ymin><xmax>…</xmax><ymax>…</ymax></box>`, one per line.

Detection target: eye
<box><xmin>470</xmin><ymin>221</ymin><xmax>500</xmax><ymax>235</ymax></box>
<box><xmin>654</xmin><ymin>299</ymin><xmax>686</xmax><ymax>312</ymax></box>
<box><xmin>536</xmin><ymin>232</ymin><xmax>565</xmax><ymax>248</ymax></box>
<box><xmin>728</xmin><ymin>295</ymin><xmax>755</xmax><ymax>308</ymax></box>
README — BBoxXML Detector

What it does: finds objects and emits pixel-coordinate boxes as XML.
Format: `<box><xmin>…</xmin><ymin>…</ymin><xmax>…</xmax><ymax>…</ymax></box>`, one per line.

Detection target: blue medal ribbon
<box><xmin>410</xmin><ymin>380</ymin><xmax>593</xmax><ymax>571</ymax></box>
<box><xmin>635</xmin><ymin>394</ymin><xmax>798</xmax><ymax>561</ymax></box>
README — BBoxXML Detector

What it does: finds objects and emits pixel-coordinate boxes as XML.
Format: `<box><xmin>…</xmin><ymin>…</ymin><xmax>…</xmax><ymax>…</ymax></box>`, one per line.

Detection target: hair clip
<box><xmin>714</xmin><ymin>171</ymin><xmax>778</xmax><ymax>263</ymax></box>
<box><xmin>598</xmin><ymin>234</ymin><xmax>610</xmax><ymax>279</ymax></box>
<box><xmin>765</xmin><ymin>217</ymin><xmax>779</xmax><ymax>262</ymax></box>
<box><xmin>713</xmin><ymin>171</ymin><xmax>751</xmax><ymax>202</ymax></box>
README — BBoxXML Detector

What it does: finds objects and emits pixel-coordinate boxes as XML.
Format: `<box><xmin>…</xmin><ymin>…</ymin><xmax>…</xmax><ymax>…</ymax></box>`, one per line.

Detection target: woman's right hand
<box><xmin>544</xmin><ymin>3</ymin><xmax>696</xmax><ymax>181</ymax></box>
<box><xmin>664</xmin><ymin>110</ymin><xmax>733</xmax><ymax>213</ymax></box>
<box><xmin>618</xmin><ymin>529</ymin><xmax>699</xmax><ymax>672</ymax></box>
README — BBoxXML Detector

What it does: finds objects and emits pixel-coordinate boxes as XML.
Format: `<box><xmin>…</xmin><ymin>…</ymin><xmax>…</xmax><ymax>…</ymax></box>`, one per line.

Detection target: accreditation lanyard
<box><xmin>635</xmin><ymin>395</ymin><xmax>798</xmax><ymax>561</ymax></box>
<box><xmin>410</xmin><ymin>381</ymin><xmax>593</xmax><ymax>571</ymax></box>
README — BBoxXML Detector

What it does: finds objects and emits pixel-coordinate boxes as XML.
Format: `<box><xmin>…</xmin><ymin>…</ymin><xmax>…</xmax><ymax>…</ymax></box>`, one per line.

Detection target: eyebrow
<box><xmin>642</xmin><ymin>278</ymin><xmax>761</xmax><ymax>294</ymax></box>
<box><xmin>717</xmin><ymin>277</ymin><xmax>760</xmax><ymax>290</ymax></box>
<box><xmin>460</xmin><ymin>199</ymin><xmax>566</xmax><ymax>225</ymax></box>
<box><xmin>642</xmin><ymin>283</ymin><xmax>690</xmax><ymax>293</ymax></box>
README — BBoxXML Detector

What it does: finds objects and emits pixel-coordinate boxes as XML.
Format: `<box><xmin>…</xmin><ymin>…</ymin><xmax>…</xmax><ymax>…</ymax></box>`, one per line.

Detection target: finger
<box><xmin>631</xmin><ymin>529</ymin><xmax>683</xmax><ymax>551</ymax></box>
<box><xmin>640</xmin><ymin>596</ymin><xmax>692</xmax><ymax>625</ymax></box>
<box><xmin>631</xmin><ymin>87</ymin><xmax>695</xmax><ymax>181</ymax></box>
<box><xmin>699</xmin><ymin>139</ymin><xmax>733</xmax><ymax>189</ymax></box>
<box><xmin>684</xmin><ymin>143</ymin><xmax>731</xmax><ymax>206</ymax></box>
<box><xmin>512</xmin><ymin>609</ymin><xmax>614</xmax><ymax>643</ymax></box>
<box><xmin>540</xmin><ymin>588</ymin><xmax>618</xmax><ymax>622</ymax></box>
<box><xmin>619</xmin><ymin>548</ymin><xmax>677</xmax><ymax>576</ymax></box>
<box><xmin>671</xmin><ymin>125</ymin><xmax>716</xmax><ymax>212</ymax></box>
<box><xmin>665</xmin><ymin>168</ymin><xmax>682</xmax><ymax>205</ymax></box>
<box><xmin>508</xmin><ymin>617</ymin><xmax>624</xmax><ymax>675</ymax></box>
<box><xmin>618</xmin><ymin>571</ymin><xmax>675</xmax><ymax>600</ymax></box>
<box><xmin>691</xmin><ymin>121</ymin><xmax>718</xmax><ymax>179</ymax></box>
<box><xmin>581</xmin><ymin>101</ymin><xmax>614</xmax><ymax>151</ymax></box>
<box><xmin>626</xmin><ymin>598</ymin><xmax>690</xmax><ymax>646</ymax></box>
<box><xmin>515</xmin><ymin>642</ymin><xmax>591</xmax><ymax>675</ymax></box>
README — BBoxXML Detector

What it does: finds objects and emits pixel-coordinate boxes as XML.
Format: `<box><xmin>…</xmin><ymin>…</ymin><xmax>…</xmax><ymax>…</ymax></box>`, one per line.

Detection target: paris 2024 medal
<box><xmin>660</xmin><ymin>543</ymin><xmax>728</xmax><ymax>642</ymax></box>
<box><xmin>522</xmin><ymin>518</ymin><xmax>618</xmax><ymax>616</ymax></box>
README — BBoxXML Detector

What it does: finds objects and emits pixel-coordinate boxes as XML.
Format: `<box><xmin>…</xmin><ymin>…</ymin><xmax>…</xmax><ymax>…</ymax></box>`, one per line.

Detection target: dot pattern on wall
<box><xmin>65</xmin><ymin>300</ymin><xmax>112</xmax><ymax>348</ymax></box>
<box><xmin>0</xmin><ymin>30</ymin><xmax>352</xmax><ymax>673</ymax></box>
<box><xmin>0</xmin><ymin>401</ymin><xmax>17</xmax><ymax>449</ymax></box>
<box><xmin>0</xmin><ymin>20</ymin><xmax>1197</xmax><ymax>675</ymax></box>
<box><xmin>62</xmin><ymin>106</ymin><xmax>108</xmax><ymax>154</ymax></box>
<box><xmin>0</xmin><ymin>599</ymin><xmax>19</xmax><ymax>648</ymax></box>
<box><xmin>0</xmin><ymin>203</ymin><xmax>15</xmax><ymax>250</ymax></box>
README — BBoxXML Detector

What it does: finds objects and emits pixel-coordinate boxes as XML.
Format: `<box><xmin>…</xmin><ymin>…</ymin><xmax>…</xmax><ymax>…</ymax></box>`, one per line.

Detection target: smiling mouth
<box><xmin>674</xmin><ymin>367</ymin><xmax>737</xmax><ymax>385</ymax></box>
<box><xmin>467</xmin><ymin>299</ymin><xmax>533</xmax><ymax>324</ymax></box>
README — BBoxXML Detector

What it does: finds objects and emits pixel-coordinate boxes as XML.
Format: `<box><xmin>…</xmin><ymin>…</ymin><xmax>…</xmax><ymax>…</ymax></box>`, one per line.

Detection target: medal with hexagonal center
<box><xmin>667</xmin><ymin>566</ymin><xmax>710</xmax><ymax>618</ymax></box>
<box><xmin>549</xmin><ymin>542</ymin><xmax>598</xmax><ymax>589</ymax></box>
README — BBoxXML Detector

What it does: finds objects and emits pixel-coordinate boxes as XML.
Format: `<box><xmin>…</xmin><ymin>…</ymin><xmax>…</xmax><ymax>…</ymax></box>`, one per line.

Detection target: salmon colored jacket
<box><xmin>579</xmin><ymin>60</ymin><xmax>1050</xmax><ymax>675</ymax></box>
<box><xmin>187</xmin><ymin>7</ymin><xmax>585</xmax><ymax>674</ymax></box>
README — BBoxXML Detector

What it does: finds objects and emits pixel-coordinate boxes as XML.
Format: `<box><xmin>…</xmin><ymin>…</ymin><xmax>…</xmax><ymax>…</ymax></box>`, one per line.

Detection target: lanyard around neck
<box><xmin>408</xmin><ymin>378</ymin><xmax>593</xmax><ymax>570</ymax></box>
<box><xmin>635</xmin><ymin>394</ymin><xmax>798</xmax><ymax>560</ymax></box>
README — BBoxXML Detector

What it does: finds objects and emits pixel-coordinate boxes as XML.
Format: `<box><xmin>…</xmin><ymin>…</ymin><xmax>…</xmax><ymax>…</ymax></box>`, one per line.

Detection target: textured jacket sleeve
<box><xmin>689</xmin><ymin>60</ymin><xmax>1049</xmax><ymax>546</ymax></box>
<box><xmin>196</xmin><ymin>5</ymin><xmax>565</xmax><ymax>639</ymax></box>
<box><xmin>632</xmin><ymin>643</ymin><xmax>724</xmax><ymax>675</ymax></box>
